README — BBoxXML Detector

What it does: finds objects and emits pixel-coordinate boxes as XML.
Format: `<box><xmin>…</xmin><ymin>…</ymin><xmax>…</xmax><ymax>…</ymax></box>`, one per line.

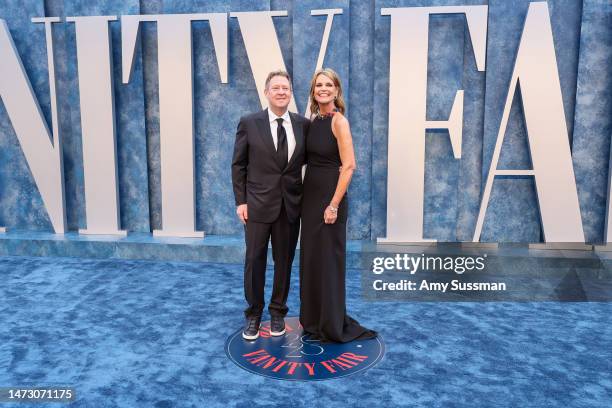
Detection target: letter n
<box><xmin>0</xmin><ymin>18</ymin><xmax>66</xmax><ymax>233</ymax></box>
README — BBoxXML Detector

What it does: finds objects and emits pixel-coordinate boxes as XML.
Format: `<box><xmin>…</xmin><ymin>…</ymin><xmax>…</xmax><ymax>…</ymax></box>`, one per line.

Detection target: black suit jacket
<box><xmin>232</xmin><ymin>109</ymin><xmax>310</xmax><ymax>223</ymax></box>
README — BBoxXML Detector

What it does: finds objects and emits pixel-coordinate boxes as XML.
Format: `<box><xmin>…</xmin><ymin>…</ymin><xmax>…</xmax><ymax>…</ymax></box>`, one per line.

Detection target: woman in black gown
<box><xmin>299</xmin><ymin>68</ymin><xmax>377</xmax><ymax>343</ymax></box>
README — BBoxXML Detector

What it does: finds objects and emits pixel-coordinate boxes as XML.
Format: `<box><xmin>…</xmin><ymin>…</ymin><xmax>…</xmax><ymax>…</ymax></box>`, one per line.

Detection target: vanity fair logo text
<box><xmin>0</xmin><ymin>2</ymin><xmax>603</xmax><ymax>243</ymax></box>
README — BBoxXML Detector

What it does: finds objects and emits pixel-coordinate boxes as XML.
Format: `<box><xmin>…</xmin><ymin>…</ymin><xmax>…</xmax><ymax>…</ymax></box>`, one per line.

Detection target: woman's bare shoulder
<box><xmin>331</xmin><ymin>112</ymin><xmax>349</xmax><ymax>129</ymax></box>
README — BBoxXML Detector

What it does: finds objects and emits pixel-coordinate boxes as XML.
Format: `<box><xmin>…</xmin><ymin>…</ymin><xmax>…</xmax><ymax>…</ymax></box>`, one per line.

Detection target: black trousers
<box><xmin>243</xmin><ymin>203</ymin><xmax>300</xmax><ymax>318</ymax></box>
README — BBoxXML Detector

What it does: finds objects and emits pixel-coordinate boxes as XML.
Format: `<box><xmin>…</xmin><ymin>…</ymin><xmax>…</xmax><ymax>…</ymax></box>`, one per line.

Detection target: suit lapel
<box><xmin>255</xmin><ymin>109</ymin><xmax>279</xmax><ymax>165</ymax></box>
<box><xmin>287</xmin><ymin>112</ymin><xmax>303</xmax><ymax>169</ymax></box>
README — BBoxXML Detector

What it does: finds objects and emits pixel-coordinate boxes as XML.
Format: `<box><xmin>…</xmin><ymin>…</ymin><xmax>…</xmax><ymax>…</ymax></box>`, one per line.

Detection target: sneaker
<box><xmin>242</xmin><ymin>315</ymin><xmax>262</xmax><ymax>340</ymax></box>
<box><xmin>270</xmin><ymin>315</ymin><xmax>286</xmax><ymax>336</ymax></box>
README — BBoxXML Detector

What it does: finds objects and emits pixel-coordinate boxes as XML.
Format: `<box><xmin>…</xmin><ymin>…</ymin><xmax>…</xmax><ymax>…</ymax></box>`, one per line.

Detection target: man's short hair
<box><xmin>265</xmin><ymin>70</ymin><xmax>291</xmax><ymax>90</ymax></box>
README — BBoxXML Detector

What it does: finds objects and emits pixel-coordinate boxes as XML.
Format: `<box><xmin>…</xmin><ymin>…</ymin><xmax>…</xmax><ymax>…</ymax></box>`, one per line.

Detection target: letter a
<box><xmin>473</xmin><ymin>2</ymin><xmax>584</xmax><ymax>243</ymax></box>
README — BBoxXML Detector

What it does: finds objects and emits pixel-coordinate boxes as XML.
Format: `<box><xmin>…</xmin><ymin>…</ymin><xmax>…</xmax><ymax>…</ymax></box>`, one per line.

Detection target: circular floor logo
<box><xmin>225</xmin><ymin>316</ymin><xmax>384</xmax><ymax>381</ymax></box>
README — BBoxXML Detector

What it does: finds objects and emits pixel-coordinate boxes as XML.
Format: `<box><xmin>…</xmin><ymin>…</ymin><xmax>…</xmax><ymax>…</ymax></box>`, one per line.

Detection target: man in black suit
<box><xmin>232</xmin><ymin>70</ymin><xmax>309</xmax><ymax>340</ymax></box>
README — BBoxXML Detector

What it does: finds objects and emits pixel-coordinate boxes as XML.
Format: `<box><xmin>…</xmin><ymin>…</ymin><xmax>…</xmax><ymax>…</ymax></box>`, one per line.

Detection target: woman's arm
<box><xmin>324</xmin><ymin>113</ymin><xmax>356</xmax><ymax>224</ymax></box>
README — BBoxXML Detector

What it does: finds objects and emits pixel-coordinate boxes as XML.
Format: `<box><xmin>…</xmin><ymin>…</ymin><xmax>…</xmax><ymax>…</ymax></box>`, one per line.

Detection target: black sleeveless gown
<box><xmin>299</xmin><ymin>115</ymin><xmax>377</xmax><ymax>343</ymax></box>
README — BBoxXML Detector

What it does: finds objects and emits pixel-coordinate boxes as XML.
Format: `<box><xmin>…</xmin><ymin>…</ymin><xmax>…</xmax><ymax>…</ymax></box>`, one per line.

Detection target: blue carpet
<box><xmin>0</xmin><ymin>256</ymin><xmax>611</xmax><ymax>407</ymax></box>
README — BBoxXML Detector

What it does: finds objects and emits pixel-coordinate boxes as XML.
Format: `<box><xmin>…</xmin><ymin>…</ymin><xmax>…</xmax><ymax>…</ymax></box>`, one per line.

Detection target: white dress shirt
<box><xmin>268</xmin><ymin>109</ymin><xmax>296</xmax><ymax>162</ymax></box>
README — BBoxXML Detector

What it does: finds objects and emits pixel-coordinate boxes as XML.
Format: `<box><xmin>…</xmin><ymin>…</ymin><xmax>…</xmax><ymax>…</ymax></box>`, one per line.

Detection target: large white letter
<box><xmin>303</xmin><ymin>8</ymin><xmax>343</xmax><ymax>115</ymax></box>
<box><xmin>473</xmin><ymin>2</ymin><xmax>584</xmax><ymax>243</ymax></box>
<box><xmin>230</xmin><ymin>11</ymin><xmax>297</xmax><ymax>112</ymax></box>
<box><xmin>67</xmin><ymin>16</ymin><xmax>125</xmax><ymax>236</ymax></box>
<box><xmin>122</xmin><ymin>13</ymin><xmax>228</xmax><ymax>238</ymax></box>
<box><xmin>0</xmin><ymin>18</ymin><xmax>66</xmax><ymax>233</ymax></box>
<box><xmin>232</xmin><ymin>9</ymin><xmax>345</xmax><ymax>114</ymax></box>
<box><xmin>378</xmin><ymin>6</ymin><xmax>488</xmax><ymax>243</ymax></box>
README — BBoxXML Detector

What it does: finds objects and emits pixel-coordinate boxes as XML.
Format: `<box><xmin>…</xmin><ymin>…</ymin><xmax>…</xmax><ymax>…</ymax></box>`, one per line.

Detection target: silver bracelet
<box><xmin>327</xmin><ymin>204</ymin><xmax>338</xmax><ymax>214</ymax></box>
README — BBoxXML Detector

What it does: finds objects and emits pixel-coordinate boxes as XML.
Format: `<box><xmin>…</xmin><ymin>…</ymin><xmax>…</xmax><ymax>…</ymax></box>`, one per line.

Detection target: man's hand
<box><xmin>236</xmin><ymin>204</ymin><xmax>248</xmax><ymax>224</ymax></box>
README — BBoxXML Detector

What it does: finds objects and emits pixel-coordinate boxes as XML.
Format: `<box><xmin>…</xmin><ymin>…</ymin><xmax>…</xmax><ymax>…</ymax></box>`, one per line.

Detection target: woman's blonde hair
<box><xmin>308</xmin><ymin>68</ymin><xmax>346</xmax><ymax>115</ymax></box>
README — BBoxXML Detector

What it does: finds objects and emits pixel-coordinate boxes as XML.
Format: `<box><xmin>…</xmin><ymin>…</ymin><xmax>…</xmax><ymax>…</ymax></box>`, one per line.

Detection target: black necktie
<box><xmin>276</xmin><ymin>118</ymin><xmax>288</xmax><ymax>168</ymax></box>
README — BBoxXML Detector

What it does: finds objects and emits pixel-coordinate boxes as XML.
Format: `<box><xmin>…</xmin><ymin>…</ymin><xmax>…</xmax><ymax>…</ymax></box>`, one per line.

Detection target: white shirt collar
<box><xmin>268</xmin><ymin>108</ymin><xmax>291</xmax><ymax>124</ymax></box>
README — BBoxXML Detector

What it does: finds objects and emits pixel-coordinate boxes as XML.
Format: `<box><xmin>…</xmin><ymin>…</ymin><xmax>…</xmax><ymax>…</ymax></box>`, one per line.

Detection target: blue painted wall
<box><xmin>0</xmin><ymin>0</ymin><xmax>610</xmax><ymax>242</ymax></box>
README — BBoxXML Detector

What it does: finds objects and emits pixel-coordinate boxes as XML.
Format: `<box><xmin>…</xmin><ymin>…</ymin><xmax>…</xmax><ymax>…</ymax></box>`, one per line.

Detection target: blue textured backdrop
<box><xmin>0</xmin><ymin>0</ymin><xmax>611</xmax><ymax>242</ymax></box>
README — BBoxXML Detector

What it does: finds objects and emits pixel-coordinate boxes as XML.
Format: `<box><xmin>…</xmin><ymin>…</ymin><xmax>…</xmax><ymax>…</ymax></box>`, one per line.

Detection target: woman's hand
<box><xmin>324</xmin><ymin>205</ymin><xmax>338</xmax><ymax>224</ymax></box>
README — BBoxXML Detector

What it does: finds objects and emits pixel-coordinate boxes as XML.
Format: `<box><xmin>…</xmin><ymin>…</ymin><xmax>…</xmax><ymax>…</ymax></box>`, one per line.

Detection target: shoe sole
<box><xmin>242</xmin><ymin>324</ymin><xmax>261</xmax><ymax>340</ymax></box>
<box><xmin>270</xmin><ymin>328</ymin><xmax>286</xmax><ymax>336</ymax></box>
